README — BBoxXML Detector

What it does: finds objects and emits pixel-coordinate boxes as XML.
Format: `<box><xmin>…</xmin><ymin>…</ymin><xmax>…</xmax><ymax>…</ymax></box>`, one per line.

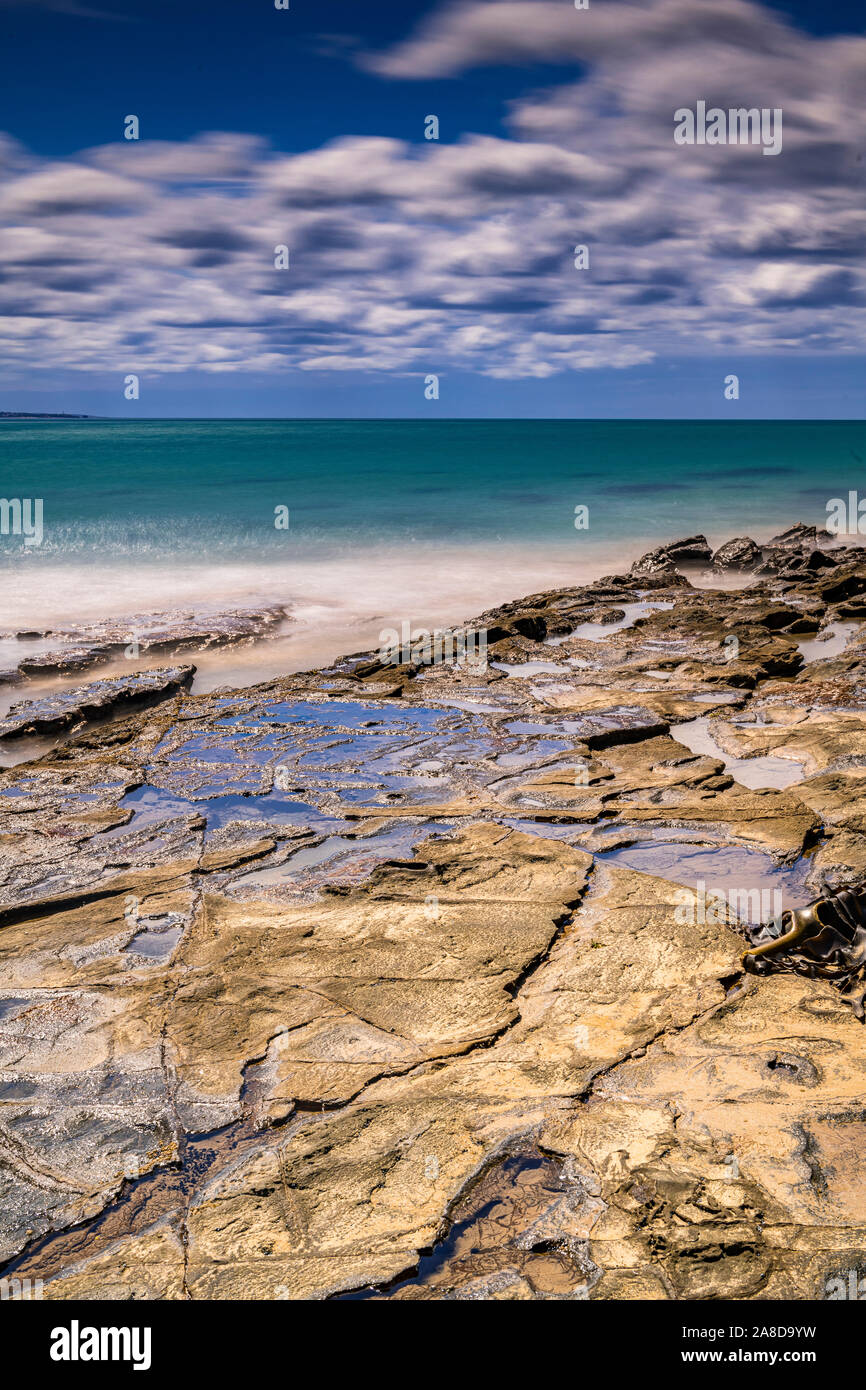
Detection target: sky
<box><xmin>0</xmin><ymin>0</ymin><xmax>864</xmax><ymax>417</ymax></box>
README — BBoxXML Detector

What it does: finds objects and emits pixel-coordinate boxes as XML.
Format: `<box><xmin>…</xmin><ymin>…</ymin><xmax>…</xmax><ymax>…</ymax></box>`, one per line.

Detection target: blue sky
<box><xmin>0</xmin><ymin>0</ymin><xmax>864</xmax><ymax>416</ymax></box>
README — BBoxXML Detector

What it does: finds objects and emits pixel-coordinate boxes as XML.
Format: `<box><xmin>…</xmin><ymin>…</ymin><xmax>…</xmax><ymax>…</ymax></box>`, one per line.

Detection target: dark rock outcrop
<box><xmin>630</xmin><ymin>535</ymin><xmax>713</xmax><ymax>576</ymax></box>
<box><xmin>712</xmin><ymin>536</ymin><xmax>762</xmax><ymax>571</ymax></box>
<box><xmin>768</xmin><ymin>522</ymin><xmax>833</xmax><ymax>549</ymax></box>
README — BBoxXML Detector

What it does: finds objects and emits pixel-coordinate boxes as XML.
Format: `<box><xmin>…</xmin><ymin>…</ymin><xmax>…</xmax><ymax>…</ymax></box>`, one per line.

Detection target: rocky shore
<box><xmin>2</xmin><ymin>524</ymin><xmax>866</xmax><ymax>1301</ymax></box>
<box><xmin>0</xmin><ymin>605</ymin><xmax>288</xmax><ymax>687</ymax></box>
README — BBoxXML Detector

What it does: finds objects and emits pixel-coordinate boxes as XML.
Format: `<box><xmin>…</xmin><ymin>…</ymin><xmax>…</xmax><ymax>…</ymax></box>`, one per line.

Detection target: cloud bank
<box><xmin>0</xmin><ymin>0</ymin><xmax>863</xmax><ymax>382</ymax></box>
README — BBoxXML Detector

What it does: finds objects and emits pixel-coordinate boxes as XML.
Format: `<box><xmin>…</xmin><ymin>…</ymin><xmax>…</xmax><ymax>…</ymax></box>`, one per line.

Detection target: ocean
<box><xmin>0</xmin><ymin>418</ymin><xmax>862</xmax><ymax>687</ymax></box>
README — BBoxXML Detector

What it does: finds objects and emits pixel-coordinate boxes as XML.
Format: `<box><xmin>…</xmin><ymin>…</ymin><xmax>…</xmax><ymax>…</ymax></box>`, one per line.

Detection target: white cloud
<box><xmin>1</xmin><ymin>165</ymin><xmax>144</xmax><ymax>215</ymax></box>
<box><xmin>360</xmin><ymin>0</ymin><xmax>799</xmax><ymax>78</ymax></box>
<box><xmin>0</xmin><ymin>0</ymin><xmax>863</xmax><ymax>382</ymax></box>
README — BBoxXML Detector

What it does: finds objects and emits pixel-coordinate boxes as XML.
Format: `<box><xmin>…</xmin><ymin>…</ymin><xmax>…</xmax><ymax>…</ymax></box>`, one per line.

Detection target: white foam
<box><xmin>0</xmin><ymin>540</ymin><xmax>643</xmax><ymax>686</ymax></box>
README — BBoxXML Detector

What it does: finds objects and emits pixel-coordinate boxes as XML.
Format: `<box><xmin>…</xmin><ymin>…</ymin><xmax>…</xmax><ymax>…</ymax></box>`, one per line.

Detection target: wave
<box><xmin>0</xmin><ymin>537</ymin><xmax>638</xmax><ymax>640</ymax></box>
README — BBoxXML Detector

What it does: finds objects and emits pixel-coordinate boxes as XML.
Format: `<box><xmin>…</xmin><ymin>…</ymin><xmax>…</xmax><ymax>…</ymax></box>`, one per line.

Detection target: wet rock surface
<box><xmin>0</xmin><ymin>666</ymin><xmax>195</xmax><ymax>740</ymax></box>
<box><xmin>0</xmin><ymin>605</ymin><xmax>287</xmax><ymax>683</ymax></box>
<box><xmin>2</xmin><ymin>523</ymin><xmax>866</xmax><ymax>1301</ymax></box>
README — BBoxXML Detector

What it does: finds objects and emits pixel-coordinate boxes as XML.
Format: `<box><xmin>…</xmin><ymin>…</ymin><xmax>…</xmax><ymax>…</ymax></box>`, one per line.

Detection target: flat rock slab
<box><xmin>0</xmin><ymin>666</ymin><xmax>195</xmax><ymax>740</ymax></box>
<box><xmin>526</xmin><ymin>696</ymin><xmax>669</xmax><ymax>745</ymax></box>
<box><xmin>0</xmin><ymin>825</ymin><xmax>589</xmax><ymax>1267</ymax></box>
<box><xmin>540</xmin><ymin>970</ymin><xmax>866</xmax><ymax>1300</ymax></box>
<box><xmin>4</xmin><ymin>605</ymin><xmax>287</xmax><ymax>679</ymax></box>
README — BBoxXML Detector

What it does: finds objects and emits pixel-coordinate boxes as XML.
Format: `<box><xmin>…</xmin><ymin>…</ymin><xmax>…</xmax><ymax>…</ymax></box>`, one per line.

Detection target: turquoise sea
<box><xmin>0</xmin><ymin>418</ymin><xmax>862</xmax><ymax>678</ymax></box>
<box><xmin>2</xmin><ymin>418</ymin><xmax>860</xmax><ymax>558</ymax></box>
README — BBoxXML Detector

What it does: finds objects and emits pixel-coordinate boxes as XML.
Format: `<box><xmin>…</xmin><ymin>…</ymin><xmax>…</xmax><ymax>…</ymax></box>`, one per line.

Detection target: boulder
<box><xmin>630</xmin><ymin>535</ymin><xmax>712</xmax><ymax>577</ymax></box>
<box><xmin>712</xmin><ymin>536</ymin><xmax>762</xmax><ymax>571</ymax></box>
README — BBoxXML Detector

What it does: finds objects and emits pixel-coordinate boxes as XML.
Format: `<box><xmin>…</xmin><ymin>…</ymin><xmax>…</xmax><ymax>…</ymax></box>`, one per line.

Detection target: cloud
<box><xmin>0</xmin><ymin>0</ymin><xmax>863</xmax><ymax>383</ymax></box>
<box><xmin>88</xmin><ymin>134</ymin><xmax>266</xmax><ymax>181</ymax></box>
<box><xmin>1</xmin><ymin>165</ymin><xmax>143</xmax><ymax>215</ymax></box>
<box><xmin>359</xmin><ymin>0</ymin><xmax>797</xmax><ymax>78</ymax></box>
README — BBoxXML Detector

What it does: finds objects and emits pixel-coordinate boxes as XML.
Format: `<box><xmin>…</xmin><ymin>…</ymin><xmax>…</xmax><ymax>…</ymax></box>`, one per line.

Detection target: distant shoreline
<box><xmin>0</xmin><ymin>412</ymin><xmax>92</xmax><ymax>420</ymax></box>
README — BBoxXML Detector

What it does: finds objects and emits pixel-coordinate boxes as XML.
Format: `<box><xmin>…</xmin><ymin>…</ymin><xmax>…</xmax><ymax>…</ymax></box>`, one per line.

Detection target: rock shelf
<box><xmin>2</xmin><ymin>525</ymin><xmax>866</xmax><ymax>1301</ymax></box>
